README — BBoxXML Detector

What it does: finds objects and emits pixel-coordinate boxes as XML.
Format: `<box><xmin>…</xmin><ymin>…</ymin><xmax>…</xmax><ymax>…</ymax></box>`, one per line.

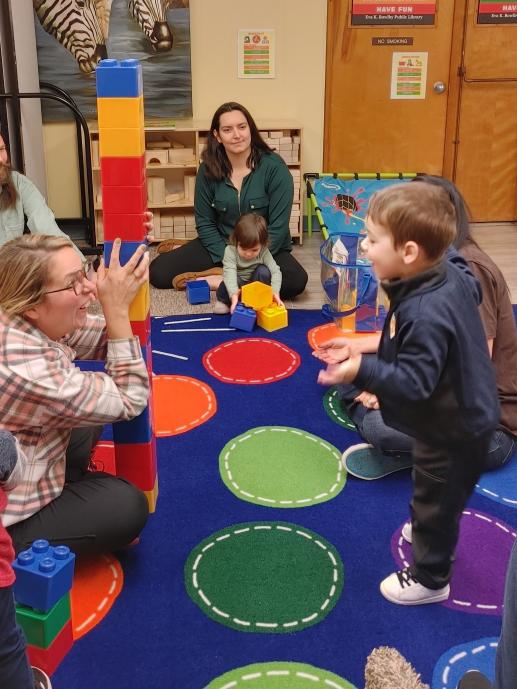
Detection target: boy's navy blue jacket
<box><xmin>354</xmin><ymin>252</ymin><xmax>500</xmax><ymax>447</ymax></box>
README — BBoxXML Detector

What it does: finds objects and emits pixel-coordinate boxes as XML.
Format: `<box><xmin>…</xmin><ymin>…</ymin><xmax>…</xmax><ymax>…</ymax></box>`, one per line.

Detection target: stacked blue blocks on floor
<box><xmin>13</xmin><ymin>539</ymin><xmax>75</xmax><ymax>611</ymax></box>
<box><xmin>186</xmin><ymin>280</ymin><xmax>210</xmax><ymax>304</ymax></box>
<box><xmin>229</xmin><ymin>303</ymin><xmax>256</xmax><ymax>332</ymax></box>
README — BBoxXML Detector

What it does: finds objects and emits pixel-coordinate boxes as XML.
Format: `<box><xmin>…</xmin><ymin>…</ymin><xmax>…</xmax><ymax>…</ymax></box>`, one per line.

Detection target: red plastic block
<box><xmin>131</xmin><ymin>313</ymin><xmax>151</xmax><ymax>347</ymax></box>
<box><xmin>101</xmin><ymin>155</ymin><xmax>145</xmax><ymax>187</ymax></box>
<box><xmin>114</xmin><ymin>437</ymin><xmax>157</xmax><ymax>491</ymax></box>
<box><xmin>27</xmin><ymin>619</ymin><xmax>73</xmax><ymax>676</ymax></box>
<box><xmin>102</xmin><ymin>183</ymin><xmax>147</xmax><ymax>215</ymax></box>
<box><xmin>103</xmin><ymin>212</ymin><xmax>147</xmax><ymax>242</ymax></box>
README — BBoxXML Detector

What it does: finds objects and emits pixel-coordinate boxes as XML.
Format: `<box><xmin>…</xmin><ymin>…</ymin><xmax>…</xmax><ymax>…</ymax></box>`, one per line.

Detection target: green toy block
<box><xmin>16</xmin><ymin>593</ymin><xmax>71</xmax><ymax>649</ymax></box>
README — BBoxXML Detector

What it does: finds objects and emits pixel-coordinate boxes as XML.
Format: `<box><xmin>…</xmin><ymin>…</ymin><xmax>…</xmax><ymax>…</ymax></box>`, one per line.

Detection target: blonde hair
<box><xmin>0</xmin><ymin>234</ymin><xmax>75</xmax><ymax>316</ymax></box>
<box><xmin>368</xmin><ymin>182</ymin><xmax>456</xmax><ymax>261</ymax></box>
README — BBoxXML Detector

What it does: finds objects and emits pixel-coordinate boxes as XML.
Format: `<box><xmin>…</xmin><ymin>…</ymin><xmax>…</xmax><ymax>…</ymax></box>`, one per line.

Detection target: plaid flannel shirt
<box><xmin>0</xmin><ymin>310</ymin><xmax>149</xmax><ymax>527</ymax></box>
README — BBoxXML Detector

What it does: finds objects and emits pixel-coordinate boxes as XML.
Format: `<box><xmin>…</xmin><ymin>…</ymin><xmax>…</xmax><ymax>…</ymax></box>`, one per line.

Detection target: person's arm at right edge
<box><xmin>194</xmin><ymin>165</ymin><xmax>227</xmax><ymax>263</ymax></box>
<box><xmin>222</xmin><ymin>246</ymin><xmax>240</xmax><ymax>300</ymax></box>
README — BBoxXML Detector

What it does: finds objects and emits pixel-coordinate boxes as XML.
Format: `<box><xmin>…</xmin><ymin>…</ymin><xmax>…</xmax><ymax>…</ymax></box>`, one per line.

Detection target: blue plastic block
<box><xmin>186</xmin><ymin>280</ymin><xmax>210</xmax><ymax>304</ymax></box>
<box><xmin>104</xmin><ymin>240</ymin><xmax>147</xmax><ymax>268</ymax></box>
<box><xmin>75</xmin><ymin>360</ymin><xmax>105</xmax><ymax>373</ymax></box>
<box><xmin>13</xmin><ymin>541</ymin><xmax>75</xmax><ymax>613</ymax></box>
<box><xmin>112</xmin><ymin>403</ymin><xmax>153</xmax><ymax>444</ymax></box>
<box><xmin>95</xmin><ymin>59</ymin><xmax>143</xmax><ymax>98</ymax></box>
<box><xmin>229</xmin><ymin>303</ymin><xmax>256</xmax><ymax>332</ymax></box>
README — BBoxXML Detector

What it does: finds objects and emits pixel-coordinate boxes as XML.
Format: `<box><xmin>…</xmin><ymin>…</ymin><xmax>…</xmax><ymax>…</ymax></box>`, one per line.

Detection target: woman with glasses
<box><xmin>0</xmin><ymin>234</ymin><xmax>150</xmax><ymax>556</ymax></box>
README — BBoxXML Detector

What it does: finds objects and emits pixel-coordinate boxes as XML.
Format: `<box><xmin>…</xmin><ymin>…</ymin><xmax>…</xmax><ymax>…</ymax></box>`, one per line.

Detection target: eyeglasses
<box><xmin>42</xmin><ymin>262</ymin><xmax>92</xmax><ymax>297</ymax></box>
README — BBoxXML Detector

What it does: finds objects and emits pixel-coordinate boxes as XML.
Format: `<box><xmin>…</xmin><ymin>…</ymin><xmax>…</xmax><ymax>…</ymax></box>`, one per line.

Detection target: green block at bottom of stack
<box><xmin>16</xmin><ymin>593</ymin><xmax>71</xmax><ymax>648</ymax></box>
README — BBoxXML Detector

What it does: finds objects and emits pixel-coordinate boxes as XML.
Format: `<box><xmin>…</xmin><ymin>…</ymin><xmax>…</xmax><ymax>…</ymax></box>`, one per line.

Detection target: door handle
<box><xmin>433</xmin><ymin>81</ymin><xmax>447</xmax><ymax>94</ymax></box>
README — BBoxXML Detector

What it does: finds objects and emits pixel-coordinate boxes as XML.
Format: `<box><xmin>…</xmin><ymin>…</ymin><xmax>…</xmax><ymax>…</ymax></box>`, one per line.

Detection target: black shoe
<box><xmin>33</xmin><ymin>667</ymin><xmax>52</xmax><ymax>689</ymax></box>
<box><xmin>457</xmin><ymin>670</ymin><xmax>491</xmax><ymax>689</ymax></box>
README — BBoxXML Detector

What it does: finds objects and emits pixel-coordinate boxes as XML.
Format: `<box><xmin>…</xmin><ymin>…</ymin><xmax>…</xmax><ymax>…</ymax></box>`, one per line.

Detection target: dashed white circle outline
<box><xmin>221</xmin><ymin>427</ymin><xmax>343</xmax><ymax>506</ymax></box>
<box><xmin>396</xmin><ymin>510</ymin><xmax>515</xmax><ymax>613</ymax></box>
<box><xmin>324</xmin><ymin>389</ymin><xmax>357</xmax><ymax>430</ymax></box>
<box><xmin>73</xmin><ymin>554</ymin><xmax>122</xmax><ymax>637</ymax></box>
<box><xmin>203</xmin><ymin>339</ymin><xmax>300</xmax><ymax>384</ymax></box>
<box><xmin>154</xmin><ymin>375</ymin><xmax>216</xmax><ymax>436</ymax></box>
<box><xmin>189</xmin><ymin>524</ymin><xmax>343</xmax><ymax>630</ymax></box>
<box><xmin>436</xmin><ymin>638</ymin><xmax>498</xmax><ymax>688</ymax></box>
<box><xmin>207</xmin><ymin>663</ymin><xmax>355</xmax><ymax>689</ymax></box>
<box><xmin>476</xmin><ymin>480</ymin><xmax>517</xmax><ymax>507</ymax></box>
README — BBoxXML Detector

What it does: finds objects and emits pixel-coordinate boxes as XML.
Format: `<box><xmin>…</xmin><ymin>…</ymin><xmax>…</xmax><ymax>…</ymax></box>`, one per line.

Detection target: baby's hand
<box><xmin>355</xmin><ymin>391</ymin><xmax>380</xmax><ymax>410</ymax></box>
<box><xmin>273</xmin><ymin>293</ymin><xmax>284</xmax><ymax>308</ymax></box>
<box><xmin>230</xmin><ymin>293</ymin><xmax>240</xmax><ymax>314</ymax></box>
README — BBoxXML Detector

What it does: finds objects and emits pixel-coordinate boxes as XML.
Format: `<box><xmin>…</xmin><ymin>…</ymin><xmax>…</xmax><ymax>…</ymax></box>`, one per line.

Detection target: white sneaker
<box><xmin>380</xmin><ymin>567</ymin><xmax>450</xmax><ymax>605</ymax></box>
<box><xmin>213</xmin><ymin>301</ymin><xmax>230</xmax><ymax>315</ymax></box>
<box><xmin>401</xmin><ymin>522</ymin><xmax>412</xmax><ymax>543</ymax></box>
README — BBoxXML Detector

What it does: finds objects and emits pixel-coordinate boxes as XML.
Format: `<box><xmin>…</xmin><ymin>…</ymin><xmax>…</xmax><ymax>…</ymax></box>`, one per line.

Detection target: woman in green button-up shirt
<box><xmin>149</xmin><ymin>102</ymin><xmax>308</xmax><ymax>299</ymax></box>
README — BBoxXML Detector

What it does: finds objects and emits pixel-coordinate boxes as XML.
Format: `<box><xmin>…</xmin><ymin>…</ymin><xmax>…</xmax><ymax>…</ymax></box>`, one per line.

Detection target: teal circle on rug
<box><xmin>205</xmin><ymin>661</ymin><xmax>358</xmax><ymax>688</ymax></box>
<box><xmin>219</xmin><ymin>426</ymin><xmax>345</xmax><ymax>507</ymax></box>
<box><xmin>185</xmin><ymin>521</ymin><xmax>344</xmax><ymax>633</ymax></box>
<box><xmin>323</xmin><ymin>387</ymin><xmax>357</xmax><ymax>430</ymax></box>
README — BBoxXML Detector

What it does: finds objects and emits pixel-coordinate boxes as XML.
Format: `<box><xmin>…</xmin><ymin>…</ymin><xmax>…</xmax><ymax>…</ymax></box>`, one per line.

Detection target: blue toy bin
<box><xmin>320</xmin><ymin>232</ymin><xmax>388</xmax><ymax>333</ymax></box>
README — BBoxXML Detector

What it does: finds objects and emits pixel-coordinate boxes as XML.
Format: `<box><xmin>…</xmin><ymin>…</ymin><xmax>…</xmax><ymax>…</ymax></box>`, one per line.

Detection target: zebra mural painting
<box><xmin>33</xmin><ymin>0</ymin><xmax>189</xmax><ymax>74</ymax></box>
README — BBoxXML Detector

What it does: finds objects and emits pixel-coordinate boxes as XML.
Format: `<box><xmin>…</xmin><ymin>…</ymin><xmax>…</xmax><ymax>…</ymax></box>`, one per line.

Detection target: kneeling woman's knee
<box><xmin>113</xmin><ymin>479</ymin><xmax>149</xmax><ymax>541</ymax></box>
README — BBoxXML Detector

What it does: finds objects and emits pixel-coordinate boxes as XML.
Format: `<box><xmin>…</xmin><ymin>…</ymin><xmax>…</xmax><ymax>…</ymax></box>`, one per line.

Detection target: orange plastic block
<box><xmin>257</xmin><ymin>303</ymin><xmax>288</xmax><ymax>332</ymax></box>
<box><xmin>144</xmin><ymin>475</ymin><xmax>159</xmax><ymax>513</ymax></box>
<box><xmin>241</xmin><ymin>281</ymin><xmax>273</xmax><ymax>311</ymax></box>
<box><xmin>97</xmin><ymin>96</ymin><xmax>144</xmax><ymax>130</ymax></box>
<box><xmin>115</xmin><ymin>437</ymin><xmax>157</xmax><ymax>491</ymax></box>
<box><xmin>129</xmin><ymin>282</ymin><xmax>150</xmax><ymax>321</ymax></box>
<box><xmin>99</xmin><ymin>127</ymin><xmax>145</xmax><ymax>157</ymax></box>
<box><xmin>27</xmin><ymin>619</ymin><xmax>73</xmax><ymax>676</ymax></box>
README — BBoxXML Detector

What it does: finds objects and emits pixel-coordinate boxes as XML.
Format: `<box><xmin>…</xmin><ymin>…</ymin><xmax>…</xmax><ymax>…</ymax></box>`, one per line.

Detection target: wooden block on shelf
<box><xmin>91</xmin><ymin>139</ymin><xmax>100</xmax><ymax>168</ymax></box>
<box><xmin>152</xmin><ymin>209</ymin><xmax>161</xmax><ymax>233</ymax></box>
<box><xmin>279</xmin><ymin>143</ymin><xmax>293</xmax><ymax>151</ymax></box>
<box><xmin>173</xmin><ymin>215</ymin><xmax>186</xmax><ymax>226</ymax></box>
<box><xmin>147</xmin><ymin>177</ymin><xmax>166</xmax><ymax>204</ymax></box>
<box><xmin>269</xmin><ymin>131</ymin><xmax>283</xmax><ymax>138</ymax></box>
<box><xmin>292</xmin><ymin>135</ymin><xmax>301</xmax><ymax>144</ymax></box>
<box><xmin>160</xmin><ymin>213</ymin><xmax>174</xmax><ymax>228</ymax></box>
<box><xmin>95</xmin><ymin>213</ymin><xmax>104</xmax><ymax>243</ymax></box>
<box><xmin>185</xmin><ymin>227</ymin><xmax>197</xmax><ymax>238</ymax></box>
<box><xmin>147</xmin><ymin>140</ymin><xmax>171</xmax><ymax>149</ymax></box>
<box><xmin>279</xmin><ymin>136</ymin><xmax>292</xmax><ymax>144</ymax></box>
<box><xmin>184</xmin><ymin>214</ymin><xmax>195</xmax><ymax>227</ymax></box>
<box><xmin>168</xmin><ymin>148</ymin><xmax>195</xmax><ymax>164</ymax></box>
<box><xmin>183</xmin><ymin>175</ymin><xmax>196</xmax><ymax>201</ymax></box>
<box><xmin>173</xmin><ymin>225</ymin><xmax>185</xmax><ymax>238</ymax></box>
<box><xmin>145</xmin><ymin>149</ymin><xmax>169</xmax><ymax>166</ymax></box>
<box><xmin>165</xmin><ymin>192</ymin><xmax>184</xmax><ymax>204</ymax></box>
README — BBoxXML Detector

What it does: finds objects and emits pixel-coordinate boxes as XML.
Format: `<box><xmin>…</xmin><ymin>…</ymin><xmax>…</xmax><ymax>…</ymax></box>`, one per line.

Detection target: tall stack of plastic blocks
<box><xmin>96</xmin><ymin>58</ymin><xmax>158</xmax><ymax>512</ymax></box>
<box><xmin>232</xmin><ymin>281</ymin><xmax>288</xmax><ymax>332</ymax></box>
<box><xmin>13</xmin><ymin>540</ymin><xmax>75</xmax><ymax>675</ymax></box>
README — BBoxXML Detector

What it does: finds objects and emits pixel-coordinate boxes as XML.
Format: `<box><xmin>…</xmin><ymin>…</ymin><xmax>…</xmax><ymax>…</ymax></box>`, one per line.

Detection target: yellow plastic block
<box><xmin>143</xmin><ymin>475</ymin><xmax>159</xmax><ymax>513</ymax></box>
<box><xmin>99</xmin><ymin>127</ymin><xmax>145</xmax><ymax>157</ymax></box>
<box><xmin>241</xmin><ymin>281</ymin><xmax>273</xmax><ymax>311</ymax></box>
<box><xmin>256</xmin><ymin>303</ymin><xmax>288</xmax><ymax>332</ymax></box>
<box><xmin>97</xmin><ymin>96</ymin><xmax>144</xmax><ymax>130</ymax></box>
<box><xmin>129</xmin><ymin>282</ymin><xmax>150</xmax><ymax>321</ymax></box>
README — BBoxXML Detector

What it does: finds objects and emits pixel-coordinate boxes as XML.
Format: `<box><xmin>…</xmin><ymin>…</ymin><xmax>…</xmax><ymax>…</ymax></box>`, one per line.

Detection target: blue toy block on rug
<box><xmin>229</xmin><ymin>303</ymin><xmax>256</xmax><ymax>332</ymax></box>
<box><xmin>13</xmin><ymin>540</ymin><xmax>75</xmax><ymax>612</ymax></box>
<box><xmin>95</xmin><ymin>58</ymin><xmax>143</xmax><ymax>98</ymax></box>
<box><xmin>186</xmin><ymin>280</ymin><xmax>210</xmax><ymax>304</ymax></box>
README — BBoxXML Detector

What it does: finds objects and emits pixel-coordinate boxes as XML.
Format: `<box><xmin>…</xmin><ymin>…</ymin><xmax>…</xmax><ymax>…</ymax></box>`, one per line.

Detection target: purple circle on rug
<box><xmin>391</xmin><ymin>509</ymin><xmax>516</xmax><ymax>616</ymax></box>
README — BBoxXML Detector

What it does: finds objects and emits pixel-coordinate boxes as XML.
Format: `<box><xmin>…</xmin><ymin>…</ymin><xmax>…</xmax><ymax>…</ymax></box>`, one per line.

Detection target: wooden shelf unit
<box><xmin>89</xmin><ymin>119</ymin><xmax>303</xmax><ymax>245</ymax></box>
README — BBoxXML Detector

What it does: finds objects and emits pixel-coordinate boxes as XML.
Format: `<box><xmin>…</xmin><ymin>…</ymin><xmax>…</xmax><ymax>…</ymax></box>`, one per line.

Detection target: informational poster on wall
<box><xmin>390</xmin><ymin>52</ymin><xmax>428</xmax><ymax>99</ymax></box>
<box><xmin>477</xmin><ymin>1</ymin><xmax>517</xmax><ymax>23</ymax></box>
<box><xmin>351</xmin><ymin>1</ymin><xmax>436</xmax><ymax>25</ymax></box>
<box><xmin>238</xmin><ymin>30</ymin><xmax>275</xmax><ymax>78</ymax></box>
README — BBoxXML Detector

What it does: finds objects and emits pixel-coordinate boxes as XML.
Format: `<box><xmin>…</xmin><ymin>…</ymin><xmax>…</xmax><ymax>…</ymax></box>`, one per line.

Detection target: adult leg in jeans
<box><xmin>338</xmin><ymin>383</ymin><xmax>413</xmax><ymax>456</ymax></box>
<box><xmin>215</xmin><ymin>265</ymin><xmax>272</xmax><ymax>307</ymax></box>
<box><xmin>8</xmin><ymin>472</ymin><xmax>149</xmax><ymax>557</ymax></box>
<box><xmin>493</xmin><ymin>538</ymin><xmax>517</xmax><ymax>689</ymax></box>
<box><xmin>410</xmin><ymin>434</ymin><xmax>489</xmax><ymax>590</ymax></box>
<box><xmin>149</xmin><ymin>239</ymin><xmax>222</xmax><ymax>289</ymax></box>
<box><xmin>0</xmin><ymin>587</ymin><xmax>34</xmax><ymax>689</ymax></box>
<box><xmin>273</xmin><ymin>250</ymin><xmax>308</xmax><ymax>300</ymax></box>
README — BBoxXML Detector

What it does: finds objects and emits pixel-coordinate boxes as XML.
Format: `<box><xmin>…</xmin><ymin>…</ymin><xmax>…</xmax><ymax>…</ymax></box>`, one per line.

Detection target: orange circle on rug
<box><xmin>70</xmin><ymin>553</ymin><xmax>123</xmax><ymax>640</ymax></box>
<box><xmin>307</xmin><ymin>323</ymin><xmax>380</xmax><ymax>351</ymax></box>
<box><xmin>153</xmin><ymin>374</ymin><xmax>217</xmax><ymax>436</ymax></box>
<box><xmin>203</xmin><ymin>338</ymin><xmax>300</xmax><ymax>384</ymax></box>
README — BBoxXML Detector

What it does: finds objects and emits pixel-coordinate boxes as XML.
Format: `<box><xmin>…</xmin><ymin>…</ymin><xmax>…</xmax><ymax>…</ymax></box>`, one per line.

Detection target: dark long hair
<box><xmin>413</xmin><ymin>174</ymin><xmax>474</xmax><ymax>249</ymax></box>
<box><xmin>0</xmin><ymin>139</ymin><xmax>17</xmax><ymax>210</ymax></box>
<box><xmin>201</xmin><ymin>102</ymin><xmax>273</xmax><ymax>181</ymax></box>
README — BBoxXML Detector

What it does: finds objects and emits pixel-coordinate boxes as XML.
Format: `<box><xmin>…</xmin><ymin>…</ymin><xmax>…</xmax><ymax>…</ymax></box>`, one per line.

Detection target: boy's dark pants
<box><xmin>410</xmin><ymin>433</ymin><xmax>491</xmax><ymax>590</ymax></box>
<box><xmin>0</xmin><ymin>587</ymin><xmax>34</xmax><ymax>689</ymax></box>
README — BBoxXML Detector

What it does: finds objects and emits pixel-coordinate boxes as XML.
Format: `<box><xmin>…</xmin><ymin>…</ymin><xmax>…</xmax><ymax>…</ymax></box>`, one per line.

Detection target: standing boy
<box><xmin>316</xmin><ymin>182</ymin><xmax>499</xmax><ymax>605</ymax></box>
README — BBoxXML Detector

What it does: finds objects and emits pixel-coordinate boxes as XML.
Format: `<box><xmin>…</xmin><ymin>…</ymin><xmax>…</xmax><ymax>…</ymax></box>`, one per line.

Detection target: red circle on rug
<box><xmin>307</xmin><ymin>323</ymin><xmax>380</xmax><ymax>351</ymax></box>
<box><xmin>153</xmin><ymin>374</ymin><xmax>217</xmax><ymax>436</ymax></box>
<box><xmin>203</xmin><ymin>338</ymin><xmax>300</xmax><ymax>384</ymax></box>
<box><xmin>70</xmin><ymin>553</ymin><xmax>123</xmax><ymax>640</ymax></box>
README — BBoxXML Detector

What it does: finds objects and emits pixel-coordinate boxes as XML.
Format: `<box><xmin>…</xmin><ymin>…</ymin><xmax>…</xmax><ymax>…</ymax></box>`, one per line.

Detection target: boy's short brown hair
<box><xmin>367</xmin><ymin>182</ymin><xmax>456</xmax><ymax>261</ymax></box>
<box><xmin>230</xmin><ymin>212</ymin><xmax>268</xmax><ymax>249</ymax></box>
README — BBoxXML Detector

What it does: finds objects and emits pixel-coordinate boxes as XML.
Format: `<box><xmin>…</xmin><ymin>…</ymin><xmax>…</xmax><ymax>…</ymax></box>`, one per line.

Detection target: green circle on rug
<box><xmin>323</xmin><ymin>388</ymin><xmax>357</xmax><ymax>431</ymax></box>
<box><xmin>219</xmin><ymin>426</ymin><xmax>345</xmax><ymax>507</ymax></box>
<box><xmin>185</xmin><ymin>521</ymin><xmax>344</xmax><ymax>633</ymax></box>
<box><xmin>205</xmin><ymin>661</ymin><xmax>358</xmax><ymax>688</ymax></box>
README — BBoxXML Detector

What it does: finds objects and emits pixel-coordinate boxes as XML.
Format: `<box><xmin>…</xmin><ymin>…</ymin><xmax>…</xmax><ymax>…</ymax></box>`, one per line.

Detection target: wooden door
<box><xmin>324</xmin><ymin>0</ymin><xmax>456</xmax><ymax>173</ymax></box>
<box><xmin>451</xmin><ymin>1</ymin><xmax>517</xmax><ymax>220</ymax></box>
